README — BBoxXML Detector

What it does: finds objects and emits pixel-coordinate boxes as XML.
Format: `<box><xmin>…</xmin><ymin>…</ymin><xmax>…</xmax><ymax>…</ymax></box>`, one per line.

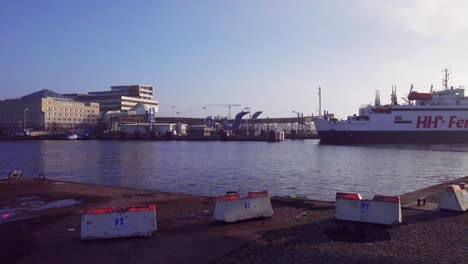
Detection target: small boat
<box><xmin>67</xmin><ymin>133</ymin><xmax>78</xmax><ymax>140</ymax></box>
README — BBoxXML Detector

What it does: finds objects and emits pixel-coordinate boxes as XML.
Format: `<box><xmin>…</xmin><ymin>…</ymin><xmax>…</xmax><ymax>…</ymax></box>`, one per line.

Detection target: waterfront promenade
<box><xmin>0</xmin><ymin>177</ymin><xmax>466</xmax><ymax>264</ymax></box>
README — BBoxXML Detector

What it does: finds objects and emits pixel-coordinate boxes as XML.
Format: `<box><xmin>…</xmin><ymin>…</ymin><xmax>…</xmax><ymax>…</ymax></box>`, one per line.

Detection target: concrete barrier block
<box><xmin>214</xmin><ymin>191</ymin><xmax>274</xmax><ymax>223</ymax></box>
<box><xmin>335</xmin><ymin>192</ymin><xmax>402</xmax><ymax>225</ymax></box>
<box><xmin>81</xmin><ymin>204</ymin><xmax>157</xmax><ymax>240</ymax></box>
<box><xmin>438</xmin><ymin>185</ymin><xmax>468</xmax><ymax>212</ymax></box>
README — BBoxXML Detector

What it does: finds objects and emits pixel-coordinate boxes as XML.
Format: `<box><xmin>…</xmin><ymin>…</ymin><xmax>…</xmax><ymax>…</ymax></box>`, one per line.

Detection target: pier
<box><xmin>103</xmin><ymin>114</ymin><xmax>318</xmax><ymax>141</ymax></box>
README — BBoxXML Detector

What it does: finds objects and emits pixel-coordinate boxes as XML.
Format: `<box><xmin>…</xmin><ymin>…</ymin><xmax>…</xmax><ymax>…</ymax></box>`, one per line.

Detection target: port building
<box><xmin>0</xmin><ymin>89</ymin><xmax>99</xmax><ymax>131</ymax></box>
<box><xmin>64</xmin><ymin>85</ymin><xmax>159</xmax><ymax>114</ymax></box>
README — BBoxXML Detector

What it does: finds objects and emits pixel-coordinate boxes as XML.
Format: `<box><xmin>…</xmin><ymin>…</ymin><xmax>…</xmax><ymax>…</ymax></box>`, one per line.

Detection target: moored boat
<box><xmin>67</xmin><ymin>133</ymin><xmax>78</xmax><ymax>140</ymax></box>
<box><xmin>315</xmin><ymin>69</ymin><xmax>468</xmax><ymax>144</ymax></box>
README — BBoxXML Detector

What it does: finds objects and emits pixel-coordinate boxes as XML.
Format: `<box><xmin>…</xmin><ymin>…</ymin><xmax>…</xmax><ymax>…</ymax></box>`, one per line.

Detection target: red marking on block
<box><xmin>1</xmin><ymin>213</ymin><xmax>11</xmax><ymax>219</ymax></box>
<box><xmin>218</xmin><ymin>194</ymin><xmax>240</xmax><ymax>201</ymax></box>
<box><xmin>85</xmin><ymin>208</ymin><xmax>114</xmax><ymax>215</ymax></box>
<box><xmin>373</xmin><ymin>195</ymin><xmax>400</xmax><ymax>203</ymax></box>
<box><xmin>245</xmin><ymin>191</ymin><xmax>269</xmax><ymax>198</ymax></box>
<box><xmin>336</xmin><ymin>192</ymin><xmax>361</xmax><ymax>200</ymax></box>
<box><xmin>127</xmin><ymin>204</ymin><xmax>156</xmax><ymax>212</ymax></box>
<box><xmin>447</xmin><ymin>185</ymin><xmax>462</xmax><ymax>192</ymax></box>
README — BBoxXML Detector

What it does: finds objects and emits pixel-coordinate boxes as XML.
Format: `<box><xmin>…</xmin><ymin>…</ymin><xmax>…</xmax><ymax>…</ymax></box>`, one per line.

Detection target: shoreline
<box><xmin>0</xmin><ymin>176</ymin><xmax>466</xmax><ymax>263</ymax></box>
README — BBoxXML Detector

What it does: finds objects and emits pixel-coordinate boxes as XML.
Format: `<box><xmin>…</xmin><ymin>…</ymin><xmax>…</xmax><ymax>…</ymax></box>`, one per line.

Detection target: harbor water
<box><xmin>1</xmin><ymin>140</ymin><xmax>467</xmax><ymax>200</ymax></box>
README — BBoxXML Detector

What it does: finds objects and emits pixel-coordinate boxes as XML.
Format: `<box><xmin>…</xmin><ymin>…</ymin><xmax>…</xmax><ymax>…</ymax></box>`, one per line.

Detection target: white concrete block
<box><xmin>81</xmin><ymin>204</ymin><xmax>157</xmax><ymax>240</ymax></box>
<box><xmin>439</xmin><ymin>185</ymin><xmax>468</xmax><ymax>212</ymax></box>
<box><xmin>214</xmin><ymin>191</ymin><xmax>274</xmax><ymax>223</ymax></box>
<box><xmin>335</xmin><ymin>192</ymin><xmax>402</xmax><ymax>225</ymax></box>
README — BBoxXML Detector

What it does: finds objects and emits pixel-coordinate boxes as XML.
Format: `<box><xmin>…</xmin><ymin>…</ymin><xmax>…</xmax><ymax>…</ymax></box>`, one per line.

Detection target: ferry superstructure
<box><xmin>315</xmin><ymin>69</ymin><xmax>468</xmax><ymax>144</ymax></box>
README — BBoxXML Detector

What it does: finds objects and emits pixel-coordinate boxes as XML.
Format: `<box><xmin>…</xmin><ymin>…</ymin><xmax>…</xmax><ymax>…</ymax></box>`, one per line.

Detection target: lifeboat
<box><xmin>408</xmin><ymin>92</ymin><xmax>433</xmax><ymax>101</ymax></box>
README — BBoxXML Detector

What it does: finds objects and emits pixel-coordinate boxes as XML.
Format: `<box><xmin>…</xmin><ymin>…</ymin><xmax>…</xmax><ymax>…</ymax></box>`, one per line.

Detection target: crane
<box><xmin>206</xmin><ymin>104</ymin><xmax>241</xmax><ymax>119</ymax></box>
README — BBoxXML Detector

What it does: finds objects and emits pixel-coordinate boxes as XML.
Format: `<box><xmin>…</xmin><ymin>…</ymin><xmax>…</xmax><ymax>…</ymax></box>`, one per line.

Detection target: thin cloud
<box><xmin>361</xmin><ymin>0</ymin><xmax>468</xmax><ymax>37</ymax></box>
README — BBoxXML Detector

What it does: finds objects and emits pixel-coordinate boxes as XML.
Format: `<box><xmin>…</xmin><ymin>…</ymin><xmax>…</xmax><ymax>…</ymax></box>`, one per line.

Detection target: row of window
<box><xmin>46</xmin><ymin>107</ymin><xmax>95</xmax><ymax>113</ymax></box>
<box><xmin>46</xmin><ymin>101</ymin><xmax>98</xmax><ymax>108</ymax></box>
<box><xmin>46</xmin><ymin>117</ymin><xmax>96</xmax><ymax>122</ymax></box>
<box><xmin>46</xmin><ymin>112</ymin><xmax>94</xmax><ymax>117</ymax></box>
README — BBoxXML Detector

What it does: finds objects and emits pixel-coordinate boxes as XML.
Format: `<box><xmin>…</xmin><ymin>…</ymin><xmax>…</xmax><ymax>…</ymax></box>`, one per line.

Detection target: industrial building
<box><xmin>64</xmin><ymin>85</ymin><xmax>158</xmax><ymax>113</ymax></box>
<box><xmin>0</xmin><ymin>89</ymin><xmax>99</xmax><ymax>131</ymax></box>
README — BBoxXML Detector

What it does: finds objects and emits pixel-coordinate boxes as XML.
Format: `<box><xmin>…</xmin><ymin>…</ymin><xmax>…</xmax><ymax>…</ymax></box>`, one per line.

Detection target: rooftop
<box><xmin>21</xmin><ymin>89</ymin><xmax>65</xmax><ymax>99</ymax></box>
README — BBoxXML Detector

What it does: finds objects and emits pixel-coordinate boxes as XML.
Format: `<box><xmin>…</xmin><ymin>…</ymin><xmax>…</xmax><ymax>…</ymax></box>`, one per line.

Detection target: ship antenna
<box><xmin>443</xmin><ymin>68</ymin><xmax>451</xmax><ymax>90</ymax></box>
<box><xmin>430</xmin><ymin>84</ymin><xmax>433</xmax><ymax>93</ymax></box>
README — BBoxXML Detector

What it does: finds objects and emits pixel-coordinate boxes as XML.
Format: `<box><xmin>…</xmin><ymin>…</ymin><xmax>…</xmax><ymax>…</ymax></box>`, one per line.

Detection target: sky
<box><xmin>1</xmin><ymin>0</ymin><xmax>468</xmax><ymax>118</ymax></box>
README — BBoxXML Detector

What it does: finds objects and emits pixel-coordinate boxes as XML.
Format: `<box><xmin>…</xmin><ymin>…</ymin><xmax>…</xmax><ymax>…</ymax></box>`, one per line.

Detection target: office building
<box><xmin>65</xmin><ymin>85</ymin><xmax>158</xmax><ymax>113</ymax></box>
<box><xmin>0</xmin><ymin>89</ymin><xmax>99</xmax><ymax>131</ymax></box>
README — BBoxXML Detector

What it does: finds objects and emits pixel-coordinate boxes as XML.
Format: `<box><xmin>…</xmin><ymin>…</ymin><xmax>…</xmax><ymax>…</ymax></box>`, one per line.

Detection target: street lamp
<box><xmin>171</xmin><ymin>106</ymin><xmax>175</xmax><ymax>116</ymax></box>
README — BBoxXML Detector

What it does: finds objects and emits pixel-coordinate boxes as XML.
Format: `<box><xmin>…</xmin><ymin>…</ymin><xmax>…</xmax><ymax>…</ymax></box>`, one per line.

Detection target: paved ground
<box><xmin>214</xmin><ymin>176</ymin><xmax>468</xmax><ymax>264</ymax></box>
<box><xmin>0</xmin><ymin>177</ymin><xmax>466</xmax><ymax>264</ymax></box>
<box><xmin>214</xmin><ymin>208</ymin><xmax>467</xmax><ymax>264</ymax></box>
<box><xmin>0</xmin><ymin>179</ymin><xmax>305</xmax><ymax>264</ymax></box>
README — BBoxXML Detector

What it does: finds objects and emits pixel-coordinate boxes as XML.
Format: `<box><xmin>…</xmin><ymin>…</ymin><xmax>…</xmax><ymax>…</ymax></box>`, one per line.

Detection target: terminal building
<box><xmin>64</xmin><ymin>85</ymin><xmax>158</xmax><ymax>114</ymax></box>
<box><xmin>0</xmin><ymin>89</ymin><xmax>99</xmax><ymax>131</ymax></box>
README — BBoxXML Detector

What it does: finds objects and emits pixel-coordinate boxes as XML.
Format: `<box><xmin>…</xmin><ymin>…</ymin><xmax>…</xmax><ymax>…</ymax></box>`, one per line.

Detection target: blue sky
<box><xmin>1</xmin><ymin>0</ymin><xmax>468</xmax><ymax>118</ymax></box>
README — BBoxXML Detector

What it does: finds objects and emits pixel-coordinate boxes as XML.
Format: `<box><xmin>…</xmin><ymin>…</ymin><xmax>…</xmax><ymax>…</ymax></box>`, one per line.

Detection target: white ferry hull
<box><xmin>315</xmin><ymin>110</ymin><xmax>468</xmax><ymax>144</ymax></box>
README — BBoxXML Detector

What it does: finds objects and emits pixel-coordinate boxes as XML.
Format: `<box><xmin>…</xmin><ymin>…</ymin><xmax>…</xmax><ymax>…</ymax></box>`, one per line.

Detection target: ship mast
<box><xmin>318</xmin><ymin>86</ymin><xmax>321</xmax><ymax>116</ymax></box>
<box><xmin>375</xmin><ymin>90</ymin><xmax>381</xmax><ymax>106</ymax></box>
<box><xmin>443</xmin><ymin>68</ymin><xmax>451</xmax><ymax>90</ymax></box>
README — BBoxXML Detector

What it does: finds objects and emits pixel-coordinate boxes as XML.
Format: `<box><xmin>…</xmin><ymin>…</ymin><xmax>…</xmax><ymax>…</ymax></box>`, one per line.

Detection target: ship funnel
<box><xmin>375</xmin><ymin>90</ymin><xmax>381</xmax><ymax>106</ymax></box>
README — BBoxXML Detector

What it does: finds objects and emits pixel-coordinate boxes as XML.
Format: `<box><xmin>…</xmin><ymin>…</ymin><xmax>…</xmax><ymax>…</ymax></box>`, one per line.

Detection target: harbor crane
<box><xmin>206</xmin><ymin>104</ymin><xmax>241</xmax><ymax>119</ymax></box>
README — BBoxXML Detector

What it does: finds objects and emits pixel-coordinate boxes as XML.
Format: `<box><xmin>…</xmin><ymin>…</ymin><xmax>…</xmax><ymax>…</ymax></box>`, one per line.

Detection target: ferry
<box><xmin>315</xmin><ymin>69</ymin><xmax>468</xmax><ymax>144</ymax></box>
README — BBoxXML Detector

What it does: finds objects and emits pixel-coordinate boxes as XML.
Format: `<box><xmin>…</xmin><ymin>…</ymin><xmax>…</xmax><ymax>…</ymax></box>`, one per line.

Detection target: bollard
<box><xmin>417</xmin><ymin>197</ymin><xmax>426</xmax><ymax>206</ymax></box>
